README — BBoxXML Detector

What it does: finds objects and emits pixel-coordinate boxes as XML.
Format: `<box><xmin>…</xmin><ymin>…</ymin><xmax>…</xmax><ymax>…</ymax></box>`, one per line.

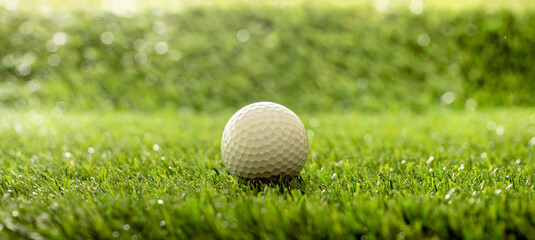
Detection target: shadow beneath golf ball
<box><xmin>236</xmin><ymin>175</ymin><xmax>306</xmax><ymax>195</ymax></box>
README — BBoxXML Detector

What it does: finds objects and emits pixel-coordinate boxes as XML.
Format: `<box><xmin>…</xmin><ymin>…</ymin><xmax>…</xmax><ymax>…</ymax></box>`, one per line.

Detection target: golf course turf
<box><xmin>1</xmin><ymin>109</ymin><xmax>534</xmax><ymax>239</ymax></box>
<box><xmin>1</xmin><ymin>1</ymin><xmax>535</xmax><ymax>239</ymax></box>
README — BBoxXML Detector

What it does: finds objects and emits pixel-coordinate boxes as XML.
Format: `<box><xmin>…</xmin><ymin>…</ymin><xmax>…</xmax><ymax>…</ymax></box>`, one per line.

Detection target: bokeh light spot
<box><xmin>237</xmin><ymin>29</ymin><xmax>250</xmax><ymax>42</ymax></box>
<box><xmin>53</xmin><ymin>32</ymin><xmax>68</xmax><ymax>45</ymax></box>
<box><xmin>155</xmin><ymin>42</ymin><xmax>168</xmax><ymax>54</ymax></box>
<box><xmin>100</xmin><ymin>32</ymin><xmax>114</xmax><ymax>45</ymax></box>
<box><xmin>441</xmin><ymin>91</ymin><xmax>455</xmax><ymax>104</ymax></box>
<box><xmin>417</xmin><ymin>34</ymin><xmax>430</xmax><ymax>47</ymax></box>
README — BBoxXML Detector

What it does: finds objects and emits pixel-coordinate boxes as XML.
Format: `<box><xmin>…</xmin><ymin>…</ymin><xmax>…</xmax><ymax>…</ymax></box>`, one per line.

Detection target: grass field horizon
<box><xmin>1</xmin><ymin>1</ymin><xmax>535</xmax><ymax>239</ymax></box>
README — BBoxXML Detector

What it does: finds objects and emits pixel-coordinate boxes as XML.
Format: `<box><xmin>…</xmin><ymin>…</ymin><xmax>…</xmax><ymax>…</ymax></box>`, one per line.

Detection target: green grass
<box><xmin>1</xmin><ymin>108</ymin><xmax>534</xmax><ymax>239</ymax></box>
<box><xmin>2</xmin><ymin>6</ymin><xmax>535</xmax><ymax>112</ymax></box>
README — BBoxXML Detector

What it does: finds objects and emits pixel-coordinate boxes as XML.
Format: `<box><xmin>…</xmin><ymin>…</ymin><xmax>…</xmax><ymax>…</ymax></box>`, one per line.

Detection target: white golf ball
<box><xmin>221</xmin><ymin>102</ymin><xmax>309</xmax><ymax>179</ymax></box>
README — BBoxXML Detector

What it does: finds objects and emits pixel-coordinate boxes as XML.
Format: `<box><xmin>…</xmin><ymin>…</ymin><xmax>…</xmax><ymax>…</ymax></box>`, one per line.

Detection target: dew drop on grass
<box><xmin>445</xmin><ymin>188</ymin><xmax>455</xmax><ymax>200</ymax></box>
<box><xmin>426</xmin><ymin>156</ymin><xmax>434</xmax><ymax>164</ymax></box>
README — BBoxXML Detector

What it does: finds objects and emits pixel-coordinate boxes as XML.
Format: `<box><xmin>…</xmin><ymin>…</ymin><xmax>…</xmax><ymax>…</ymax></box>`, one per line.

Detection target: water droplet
<box><xmin>426</xmin><ymin>156</ymin><xmax>434</xmax><ymax>164</ymax></box>
<box><xmin>445</xmin><ymin>189</ymin><xmax>455</xmax><ymax>199</ymax></box>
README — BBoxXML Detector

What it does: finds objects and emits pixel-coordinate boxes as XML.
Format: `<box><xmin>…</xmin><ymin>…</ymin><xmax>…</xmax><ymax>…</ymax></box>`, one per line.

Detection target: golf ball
<box><xmin>221</xmin><ymin>102</ymin><xmax>309</xmax><ymax>179</ymax></box>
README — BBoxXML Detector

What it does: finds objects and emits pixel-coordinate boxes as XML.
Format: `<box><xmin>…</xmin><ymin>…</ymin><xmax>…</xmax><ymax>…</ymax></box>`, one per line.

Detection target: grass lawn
<box><xmin>1</xmin><ymin>108</ymin><xmax>534</xmax><ymax>239</ymax></box>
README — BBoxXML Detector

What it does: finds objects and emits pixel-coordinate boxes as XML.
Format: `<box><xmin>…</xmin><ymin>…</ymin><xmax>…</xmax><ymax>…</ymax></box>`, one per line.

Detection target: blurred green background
<box><xmin>1</xmin><ymin>0</ymin><xmax>534</xmax><ymax>112</ymax></box>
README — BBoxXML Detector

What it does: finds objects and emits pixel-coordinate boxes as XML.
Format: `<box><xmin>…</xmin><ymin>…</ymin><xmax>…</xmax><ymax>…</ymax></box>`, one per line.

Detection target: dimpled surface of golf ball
<box><xmin>221</xmin><ymin>102</ymin><xmax>309</xmax><ymax>179</ymax></box>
